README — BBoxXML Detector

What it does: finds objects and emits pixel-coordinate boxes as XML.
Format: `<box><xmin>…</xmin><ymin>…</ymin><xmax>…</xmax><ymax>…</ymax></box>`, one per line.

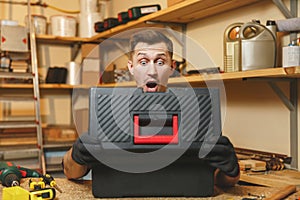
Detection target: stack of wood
<box><xmin>43</xmin><ymin>125</ymin><xmax>78</xmax><ymax>144</ymax></box>
<box><xmin>10</xmin><ymin>60</ymin><xmax>29</xmax><ymax>73</ymax></box>
<box><xmin>236</xmin><ymin>148</ymin><xmax>290</xmax><ymax>172</ymax></box>
<box><xmin>0</xmin><ymin>128</ymin><xmax>37</xmax><ymax>146</ymax></box>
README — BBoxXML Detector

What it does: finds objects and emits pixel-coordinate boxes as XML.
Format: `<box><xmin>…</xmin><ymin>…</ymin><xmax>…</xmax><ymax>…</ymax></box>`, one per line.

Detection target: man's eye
<box><xmin>140</xmin><ymin>60</ymin><xmax>147</xmax><ymax>65</ymax></box>
<box><xmin>157</xmin><ymin>60</ymin><xmax>164</xmax><ymax>66</ymax></box>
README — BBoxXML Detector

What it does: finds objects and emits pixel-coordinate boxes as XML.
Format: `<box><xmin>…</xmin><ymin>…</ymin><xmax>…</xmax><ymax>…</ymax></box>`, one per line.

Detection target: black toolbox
<box><xmin>88</xmin><ymin>87</ymin><xmax>221</xmax><ymax>197</ymax></box>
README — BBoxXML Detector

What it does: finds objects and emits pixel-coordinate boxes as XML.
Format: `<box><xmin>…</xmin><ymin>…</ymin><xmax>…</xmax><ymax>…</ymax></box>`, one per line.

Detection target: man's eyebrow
<box><xmin>157</xmin><ymin>53</ymin><xmax>167</xmax><ymax>57</ymax></box>
<box><xmin>137</xmin><ymin>52</ymin><xmax>147</xmax><ymax>56</ymax></box>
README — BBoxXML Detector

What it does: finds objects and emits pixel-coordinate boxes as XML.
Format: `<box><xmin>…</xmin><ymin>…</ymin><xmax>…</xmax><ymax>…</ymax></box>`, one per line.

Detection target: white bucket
<box><xmin>50</xmin><ymin>15</ymin><xmax>77</xmax><ymax>37</ymax></box>
<box><xmin>25</xmin><ymin>15</ymin><xmax>47</xmax><ymax>35</ymax></box>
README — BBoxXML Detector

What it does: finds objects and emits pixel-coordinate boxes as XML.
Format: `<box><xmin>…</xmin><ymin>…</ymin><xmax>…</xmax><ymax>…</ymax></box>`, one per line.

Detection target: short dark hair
<box><xmin>129</xmin><ymin>30</ymin><xmax>173</xmax><ymax>58</ymax></box>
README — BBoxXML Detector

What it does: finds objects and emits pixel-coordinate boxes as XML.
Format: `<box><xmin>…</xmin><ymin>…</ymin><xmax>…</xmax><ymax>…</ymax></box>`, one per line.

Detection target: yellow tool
<box><xmin>42</xmin><ymin>174</ymin><xmax>62</xmax><ymax>193</ymax></box>
<box><xmin>29</xmin><ymin>178</ymin><xmax>46</xmax><ymax>191</ymax></box>
<box><xmin>2</xmin><ymin>186</ymin><xmax>55</xmax><ymax>200</ymax></box>
<box><xmin>29</xmin><ymin>174</ymin><xmax>62</xmax><ymax>193</ymax></box>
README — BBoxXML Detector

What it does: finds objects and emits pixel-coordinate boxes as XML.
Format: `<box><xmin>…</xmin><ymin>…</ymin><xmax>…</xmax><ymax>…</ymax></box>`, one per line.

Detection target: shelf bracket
<box><xmin>272</xmin><ymin>0</ymin><xmax>298</xmax><ymax>43</ymax></box>
<box><xmin>272</xmin><ymin>0</ymin><xmax>294</xmax><ymax>18</ymax></box>
<box><xmin>268</xmin><ymin>78</ymin><xmax>298</xmax><ymax>169</ymax></box>
<box><xmin>70</xmin><ymin>43</ymin><xmax>81</xmax><ymax>61</ymax></box>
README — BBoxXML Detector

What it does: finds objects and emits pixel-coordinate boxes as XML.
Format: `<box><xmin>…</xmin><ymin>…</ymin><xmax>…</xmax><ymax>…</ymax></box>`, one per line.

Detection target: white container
<box><xmin>25</xmin><ymin>15</ymin><xmax>47</xmax><ymax>35</ymax></box>
<box><xmin>0</xmin><ymin>19</ymin><xmax>18</xmax><ymax>26</ymax></box>
<box><xmin>79</xmin><ymin>12</ymin><xmax>102</xmax><ymax>38</ymax></box>
<box><xmin>223</xmin><ymin>22</ymin><xmax>243</xmax><ymax>72</ymax></box>
<box><xmin>240</xmin><ymin>22</ymin><xmax>276</xmax><ymax>71</ymax></box>
<box><xmin>80</xmin><ymin>0</ymin><xmax>98</xmax><ymax>14</ymax></box>
<box><xmin>282</xmin><ymin>46</ymin><xmax>300</xmax><ymax>67</ymax></box>
<box><xmin>50</xmin><ymin>15</ymin><xmax>77</xmax><ymax>37</ymax></box>
<box><xmin>66</xmin><ymin>61</ymin><xmax>82</xmax><ymax>85</ymax></box>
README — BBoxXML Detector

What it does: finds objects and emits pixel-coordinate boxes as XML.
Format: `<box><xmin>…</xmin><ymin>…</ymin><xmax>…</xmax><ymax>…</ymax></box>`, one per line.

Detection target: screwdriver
<box><xmin>42</xmin><ymin>174</ymin><xmax>63</xmax><ymax>193</ymax></box>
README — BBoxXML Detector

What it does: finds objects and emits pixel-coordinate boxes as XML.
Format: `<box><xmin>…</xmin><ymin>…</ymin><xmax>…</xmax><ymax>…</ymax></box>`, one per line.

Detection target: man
<box><xmin>63</xmin><ymin>29</ymin><xmax>240</xmax><ymax>188</ymax></box>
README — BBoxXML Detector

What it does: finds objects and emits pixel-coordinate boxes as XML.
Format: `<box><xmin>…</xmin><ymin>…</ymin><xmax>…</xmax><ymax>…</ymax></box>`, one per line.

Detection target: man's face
<box><xmin>127</xmin><ymin>42</ymin><xmax>175</xmax><ymax>92</ymax></box>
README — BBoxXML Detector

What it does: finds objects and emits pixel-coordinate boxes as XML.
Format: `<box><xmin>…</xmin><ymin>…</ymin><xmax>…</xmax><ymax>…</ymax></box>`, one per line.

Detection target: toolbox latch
<box><xmin>133</xmin><ymin>113</ymin><xmax>178</xmax><ymax>144</ymax></box>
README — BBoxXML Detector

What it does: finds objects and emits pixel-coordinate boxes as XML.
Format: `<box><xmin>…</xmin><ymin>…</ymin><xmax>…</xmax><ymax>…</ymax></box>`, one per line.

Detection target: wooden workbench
<box><xmin>1</xmin><ymin>170</ymin><xmax>300</xmax><ymax>199</ymax></box>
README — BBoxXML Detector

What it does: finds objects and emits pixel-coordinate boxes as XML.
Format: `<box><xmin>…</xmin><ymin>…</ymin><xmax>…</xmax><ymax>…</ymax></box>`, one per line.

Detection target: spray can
<box><xmin>223</xmin><ymin>22</ymin><xmax>243</xmax><ymax>72</ymax></box>
<box><xmin>240</xmin><ymin>22</ymin><xmax>276</xmax><ymax>71</ymax></box>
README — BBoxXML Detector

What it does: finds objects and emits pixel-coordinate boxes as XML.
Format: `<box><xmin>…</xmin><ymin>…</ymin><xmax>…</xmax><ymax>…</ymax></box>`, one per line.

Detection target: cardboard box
<box><xmin>0</xmin><ymin>25</ymin><xmax>28</xmax><ymax>52</ymax></box>
<box><xmin>74</xmin><ymin>108</ymin><xmax>89</xmax><ymax>135</ymax></box>
<box><xmin>73</xmin><ymin>92</ymin><xmax>89</xmax><ymax>135</ymax></box>
<box><xmin>102</xmin><ymin>70</ymin><xmax>115</xmax><ymax>83</ymax></box>
<box><xmin>167</xmin><ymin>0</ymin><xmax>185</xmax><ymax>7</ymax></box>
<box><xmin>81</xmin><ymin>43</ymin><xmax>100</xmax><ymax>59</ymax></box>
<box><xmin>81</xmin><ymin>58</ymin><xmax>100</xmax><ymax>85</ymax></box>
<box><xmin>43</xmin><ymin>125</ymin><xmax>78</xmax><ymax>144</ymax></box>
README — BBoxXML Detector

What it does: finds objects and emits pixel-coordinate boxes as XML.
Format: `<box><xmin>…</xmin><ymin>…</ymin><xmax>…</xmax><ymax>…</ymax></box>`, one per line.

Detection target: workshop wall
<box><xmin>184</xmin><ymin>0</ymin><xmax>300</xmax><ymax>166</ymax></box>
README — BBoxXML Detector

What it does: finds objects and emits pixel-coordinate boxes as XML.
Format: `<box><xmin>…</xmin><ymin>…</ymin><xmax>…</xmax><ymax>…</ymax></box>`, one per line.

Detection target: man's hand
<box><xmin>204</xmin><ymin>136</ymin><xmax>239</xmax><ymax>177</ymax></box>
<box><xmin>71</xmin><ymin>133</ymin><xmax>102</xmax><ymax>165</ymax></box>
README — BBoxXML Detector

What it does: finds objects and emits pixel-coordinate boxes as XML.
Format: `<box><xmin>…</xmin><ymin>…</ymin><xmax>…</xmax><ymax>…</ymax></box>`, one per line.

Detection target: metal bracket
<box><xmin>71</xmin><ymin>42</ymin><xmax>81</xmax><ymax>61</ymax></box>
<box><xmin>272</xmin><ymin>0</ymin><xmax>298</xmax><ymax>43</ymax></box>
<box><xmin>246</xmin><ymin>77</ymin><xmax>298</xmax><ymax>169</ymax></box>
<box><xmin>272</xmin><ymin>0</ymin><xmax>295</xmax><ymax>18</ymax></box>
<box><xmin>268</xmin><ymin>78</ymin><xmax>298</xmax><ymax>169</ymax></box>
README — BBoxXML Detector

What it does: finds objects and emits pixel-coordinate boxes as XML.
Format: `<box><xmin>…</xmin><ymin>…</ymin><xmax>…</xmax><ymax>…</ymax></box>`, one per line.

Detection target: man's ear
<box><xmin>169</xmin><ymin>60</ymin><xmax>177</xmax><ymax>75</ymax></box>
<box><xmin>127</xmin><ymin>60</ymin><xmax>134</xmax><ymax>75</ymax></box>
<box><xmin>171</xmin><ymin>60</ymin><xmax>177</xmax><ymax>70</ymax></box>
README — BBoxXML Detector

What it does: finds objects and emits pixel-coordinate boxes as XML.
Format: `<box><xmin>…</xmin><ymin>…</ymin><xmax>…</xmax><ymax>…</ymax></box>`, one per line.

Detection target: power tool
<box><xmin>0</xmin><ymin>161</ymin><xmax>40</xmax><ymax>187</ymax></box>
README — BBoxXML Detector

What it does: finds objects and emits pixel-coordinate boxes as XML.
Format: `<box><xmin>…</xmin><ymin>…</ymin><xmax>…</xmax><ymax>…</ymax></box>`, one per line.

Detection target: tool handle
<box><xmin>264</xmin><ymin>185</ymin><xmax>296</xmax><ymax>200</ymax></box>
<box><xmin>43</xmin><ymin>174</ymin><xmax>54</xmax><ymax>185</ymax></box>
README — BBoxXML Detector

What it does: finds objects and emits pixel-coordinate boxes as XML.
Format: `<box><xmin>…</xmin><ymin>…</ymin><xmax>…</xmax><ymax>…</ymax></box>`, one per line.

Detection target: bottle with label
<box><xmin>223</xmin><ymin>22</ymin><xmax>243</xmax><ymax>72</ymax></box>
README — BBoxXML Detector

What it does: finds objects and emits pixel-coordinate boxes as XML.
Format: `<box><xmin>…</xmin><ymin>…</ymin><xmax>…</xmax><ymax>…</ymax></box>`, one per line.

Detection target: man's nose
<box><xmin>147</xmin><ymin>62</ymin><xmax>158</xmax><ymax>76</ymax></box>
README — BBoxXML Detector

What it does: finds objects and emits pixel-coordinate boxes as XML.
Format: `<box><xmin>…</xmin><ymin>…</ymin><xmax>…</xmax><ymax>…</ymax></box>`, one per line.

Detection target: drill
<box><xmin>0</xmin><ymin>161</ymin><xmax>41</xmax><ymax>187</ymax></box>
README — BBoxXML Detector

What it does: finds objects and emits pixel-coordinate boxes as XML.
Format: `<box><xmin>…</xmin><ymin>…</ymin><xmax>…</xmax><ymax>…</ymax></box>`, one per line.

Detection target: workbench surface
<box><xmin>1</xmin><ymin>170</ymin><xmax>300</xmax><ymax>200</ymax></box>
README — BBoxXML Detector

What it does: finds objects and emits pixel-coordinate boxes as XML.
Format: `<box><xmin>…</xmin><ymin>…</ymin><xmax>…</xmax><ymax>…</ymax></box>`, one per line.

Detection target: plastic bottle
<box><xmin>240</xmin><ymin>22</ymin><xmax>276</xmax><ymax>70</ymax></box>
<box><xmin>266</xmin><ymin>20</ymin><xmax>277</xmax><ymax>39</ymax></box>
<box><xmin>223</xmin><ymin>22</ymin><xmax>243</xmax><ymax>72</ymax></box>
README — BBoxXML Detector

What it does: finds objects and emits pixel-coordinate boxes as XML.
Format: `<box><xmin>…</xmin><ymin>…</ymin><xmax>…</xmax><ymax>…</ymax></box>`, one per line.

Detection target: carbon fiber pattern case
<box><xmin>89</xmin><ymin>87</ymin><xmax>221</xmax><ymax>146</ymax></box>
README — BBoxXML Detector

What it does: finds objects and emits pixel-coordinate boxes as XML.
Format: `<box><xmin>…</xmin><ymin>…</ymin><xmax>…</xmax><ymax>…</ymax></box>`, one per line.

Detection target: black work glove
<box><xmin>71</xmin><ymin>133</ymin><xmax>102</xmax><ymax>165</ymax></box>
<box><xmin>202</xmin><ymin>136</ymin><xmax>239</xmax><ymax>177</ymax></box>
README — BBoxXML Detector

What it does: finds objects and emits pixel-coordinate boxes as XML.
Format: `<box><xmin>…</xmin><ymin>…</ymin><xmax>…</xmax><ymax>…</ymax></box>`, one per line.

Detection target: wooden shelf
<box><xmin>170</xmin><ymin>66</ymin><xmax>300</xmax><ymax>84</ymax></box>
<box><xmin>88</xmin><ymin>0</ymin><xmax>262</xmax><ymax>41</ymax></box>
<box><xmin>0</xmin><ymin>67</ymin><xmax>299</xmax><ymax>89</ymax></box>
<box><xmin>102</xmin><ymin>66</ymin><xmax>300</xmax><ymax>87</ymax></box>
<box><xmin>36</xmin><ymin>34</ymin><xmax>92</xmax><ymax>45</ymax></box>
<box><xmin>34</xmin><ymin>0</ymin><xmax>262</xmax><ymax>44</ymax></box>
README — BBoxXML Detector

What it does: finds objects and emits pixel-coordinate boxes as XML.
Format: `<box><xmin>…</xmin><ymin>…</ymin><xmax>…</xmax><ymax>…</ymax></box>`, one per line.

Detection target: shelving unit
<box><xmin>0</xmin><ymin>63</ymin><xmax>44</xmax><ymax>172</ymax></box>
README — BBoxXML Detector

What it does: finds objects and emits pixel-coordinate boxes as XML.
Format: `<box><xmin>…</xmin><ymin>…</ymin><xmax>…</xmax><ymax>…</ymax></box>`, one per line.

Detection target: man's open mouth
<box><xmin>145</xmin><ymin>81</ymin><xmax>158</xmax><ymax>92</ymax></box>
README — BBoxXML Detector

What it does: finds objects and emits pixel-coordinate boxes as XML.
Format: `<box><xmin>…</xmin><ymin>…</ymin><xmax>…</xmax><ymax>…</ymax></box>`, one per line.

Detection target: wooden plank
<box><xmin>0</xmin><ymin>137</ymin><xmax>37</xmax><ymax>145</ymax></box>
<box><xmin>99</xmin><ymin>66</ymin><xmax>300</xmax><ymax>88</ymax></box>
<box><xmin>240</xmin><ymin>169</ymin><xmax>300</xmax><ymax>187</ymax></box>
